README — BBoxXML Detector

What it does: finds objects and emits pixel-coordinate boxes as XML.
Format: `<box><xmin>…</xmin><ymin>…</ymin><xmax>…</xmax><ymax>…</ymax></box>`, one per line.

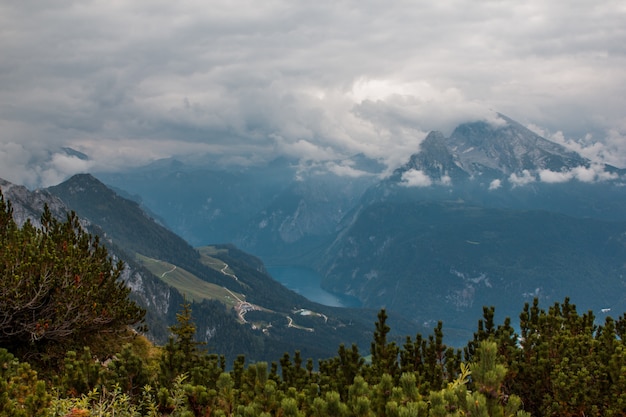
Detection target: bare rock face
<box><xmin>391</xmin><ymin>114</ymin><xmax>590</xmax><ymax>184</ymax></box>
<box><xmin>0</xmin><ymin>178</ymin><xmax>68</xmax><ymax>227</ymax></box>
<box><xmin>447</xmin><ymin>114</ymin><xmax>587</xmax><ymax>176</ymax></box>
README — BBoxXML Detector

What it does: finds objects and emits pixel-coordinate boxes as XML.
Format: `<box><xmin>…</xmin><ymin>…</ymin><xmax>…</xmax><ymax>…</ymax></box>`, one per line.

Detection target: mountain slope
<box><xmin>47</xmin><ymin>174</ymin><xmax>229</xmax><ymax>287</ymax></box>
<box><xmin>96</xmin><ymin>158</ymin><xmax>295</xmax><ymax>246</ymax></box>
<box><xmin>0</xmin><ymin>177</ymin><xmax>186</xmax><ymax>344</ymax></box>
<box><xmin>317</xmin><ymin>200</ymin><xmax>626</xmax><ymax>343</ymax></box>
<box><xmin>44</xmin><ymin>174</ymin><xmax>417</xmax><ymax>361</ymax></box>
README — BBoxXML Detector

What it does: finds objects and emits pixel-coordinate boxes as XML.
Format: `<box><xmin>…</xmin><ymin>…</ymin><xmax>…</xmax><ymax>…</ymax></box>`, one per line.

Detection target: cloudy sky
<box><xmin>1</xmin><ymin>0</ymin><xmax>625</xmax><ymax>187</ymax></box>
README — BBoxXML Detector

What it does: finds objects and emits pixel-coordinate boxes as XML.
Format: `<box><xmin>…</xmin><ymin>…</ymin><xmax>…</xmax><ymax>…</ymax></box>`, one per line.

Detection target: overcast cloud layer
<box><xmin>1</xmin><ymin>0</ymin><xmax>625</xmax><ymax>187</ymax></box>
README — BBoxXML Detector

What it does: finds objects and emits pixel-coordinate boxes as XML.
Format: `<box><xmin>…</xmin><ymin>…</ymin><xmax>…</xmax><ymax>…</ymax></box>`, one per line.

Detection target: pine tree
<box><xmin>347</xmin><ymin>376</ymin><xmax>374</xmax><ymax>417</ymax></box>
<box><xmin>0</xmin><ymin>348</ymin><xmax>51</xmax><ymax>416</ymax></box>
<box><xmin>470</xmin><ymin>341</ymin><xmax>509</xmax><ymax>416</ymax></box>
<box><xmin>337</xmin><ymin>343</ymin><xmax>364</xmax><ymax>398</ymax></box>
<box><xmin>370</xmin><ymin>309</ymin><xmax>399</xmax><ymax>382</ymax></box>
<box><xmin>159</xmin><ymin>299</ymin><xmax>207</xmax><ymax>387</ymax></box>
<box><xmin>0</xmin><ymin>194</ymin><xmax>145</xmax><ymax>362</ymax></box>
<box><xmin>105</xmin><ymin>343</ymin><xmax>151</xmax><ymax>398</ymax></box>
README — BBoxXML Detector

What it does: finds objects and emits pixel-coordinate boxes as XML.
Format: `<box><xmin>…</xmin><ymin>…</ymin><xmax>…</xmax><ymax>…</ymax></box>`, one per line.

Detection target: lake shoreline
<box><xmin>267</xmin><ymin>265</ymin><xmax>362</xmax><ymax>308</ymax></box>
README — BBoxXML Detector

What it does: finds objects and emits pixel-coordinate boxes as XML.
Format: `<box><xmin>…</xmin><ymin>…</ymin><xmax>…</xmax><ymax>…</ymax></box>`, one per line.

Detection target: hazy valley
<box><xmin>92</xmin><ymin>114</ymin><xmax>626</xmax><ymax>345</ymax></box>
<box><xmin>3</xmin><ymin>114</ymin><xmax>626</xmax><ymax>356</ymax></box>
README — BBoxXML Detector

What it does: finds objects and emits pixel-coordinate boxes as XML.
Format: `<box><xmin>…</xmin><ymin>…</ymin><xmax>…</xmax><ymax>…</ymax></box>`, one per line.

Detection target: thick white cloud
<box><xmin>538</xmin><ymin>164</ymin><xmax>618</xmax><ymax>184</ymax></box>
<box><xmin>400</xmin><ymin>169</ymin><xmax>432</xmax><ymax>188</ymax></box>
<box><xmin>1</xmin><ymin>0</ymin><xmax>625</xmax><ymax>187</ymax></box>
<box><xmin>537</xmin><ymin>169</ymin><xmax>572</xmax><ymax>184</ymax></box>
<box><xmin>488</xmin><ymin>179</ymin><xmax>502</xmax><ymax>191</ymax></box>
<box><xmin>509</xmin><ymin>170</ymin><xmax>536</xmax><ymax>187</ymax></box>
<box><xmin>325</xmin><ymin>162</ymin><xmax>372</xmax><ymax>179</ymax></box>
<box><xmin>529</xmin><ymin>125</ymin><xmax>626</xmax><ymax>169</ymax></box>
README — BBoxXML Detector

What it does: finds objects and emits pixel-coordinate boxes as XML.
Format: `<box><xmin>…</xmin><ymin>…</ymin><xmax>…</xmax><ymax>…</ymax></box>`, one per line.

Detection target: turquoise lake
<box><xmin>267</xmin><ymin>266</ymin><xmax>361</xmax><ymax>308</ymax></box>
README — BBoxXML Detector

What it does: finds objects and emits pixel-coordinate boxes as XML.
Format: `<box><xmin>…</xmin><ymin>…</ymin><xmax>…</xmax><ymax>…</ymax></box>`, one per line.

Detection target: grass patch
<box><xmin>197</xmin><ymin>246</ymin><xmax>238</xmax><ymax>278</ymax></box>
<box><xmin>135</xmin><ymin>253</ymin><xmax>244</xmax><ymax>308</ymax></box>
<box><xmin>197</xmin><ymin>245</ymin><xmax>228</xmax><ymax>257</ymax></box>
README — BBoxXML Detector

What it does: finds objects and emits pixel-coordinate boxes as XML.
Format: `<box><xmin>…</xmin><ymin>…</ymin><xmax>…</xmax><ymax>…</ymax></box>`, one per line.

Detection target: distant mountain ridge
<box><xmin>71</xmin><ymin>113</ymin><xmax>626</xmax><ymax>344</ymax></box>
<box><xmin>363</xmin><ymin>114</ymin><xmax>626</xmax><ymax>223</ymax></box>
<box><xmin>392</xmin><ymin>114</ymin><xmax>616</xmax><ymax>188</ymax></box>
<box><xmin>96</xmin><ymin>115</ymin><xmax>626</xmax><ymax>259</ymax></box>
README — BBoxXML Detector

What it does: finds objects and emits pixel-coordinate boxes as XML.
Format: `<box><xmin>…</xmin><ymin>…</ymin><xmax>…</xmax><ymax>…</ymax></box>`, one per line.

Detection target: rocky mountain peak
<box><xmin>397</xmin><ymin>131</ymin><xmax>468</xmax><ymax>182</ymax></box>
<box><xmin>57</xmin><ymin>173</ymin><xmax>111</xmax><ymax>195</ymax></box>
<box><xmin>447</xmin><ymin>114</ymin><xmax>587</xmax><ymax>175</ymax></box>
<box><xmin>0</xmin><ymin>177</ymin><xmax>68</xmax><ymax>227</ymax></box>
<box><xmin>391</xmin><ymin>114</ymin><xmax>594</xmax><ymax>186</ymax></box>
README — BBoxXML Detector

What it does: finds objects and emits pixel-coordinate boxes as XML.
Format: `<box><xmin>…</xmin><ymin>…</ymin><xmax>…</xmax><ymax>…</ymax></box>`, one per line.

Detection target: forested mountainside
<box><xmin>317</xmin><ymin>200</ymin><xmax>626</xmax><ymax>343</ymax></box>
<box><xmin>2</xmin><ymin>175</ymin><xmax>417</xmax><ymax>364</ymax></box>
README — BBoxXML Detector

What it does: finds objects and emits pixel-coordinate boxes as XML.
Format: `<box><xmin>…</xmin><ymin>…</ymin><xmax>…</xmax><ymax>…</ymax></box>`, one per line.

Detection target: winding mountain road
<box><xmin>220</xmin><ymin>263</ymin><xmax>238</xmax><ymax>281</ymax></box>
<box><xmin>161</xmin><ymin>265</ymin><xmax>177</xmax><ymax>278</ymax></box>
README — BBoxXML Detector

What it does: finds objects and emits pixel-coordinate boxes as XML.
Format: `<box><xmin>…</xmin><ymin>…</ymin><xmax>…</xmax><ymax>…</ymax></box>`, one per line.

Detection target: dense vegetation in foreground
<box><xmin>2</xmin><ymin>194</ymin><xmax>626</xmax><ymax>416</ymax></box>
<box><xmin>4</xmin><ymin>299</ymin><xmax>626</xmax><ymax>417</ymax></box>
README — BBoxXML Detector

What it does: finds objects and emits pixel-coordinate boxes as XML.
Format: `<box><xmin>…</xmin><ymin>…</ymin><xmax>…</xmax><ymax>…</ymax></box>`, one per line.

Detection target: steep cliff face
<box><xmin>392</xmin><ymin>131</ymin><xmax>469</xmax><ymax>184</ymax></box>
<box><xmin>0</xmin><ymin>178</ymin><xmax>66</xmax><ymax>227</ymax></box>
<box><xmin>235</xmin><ymin>171</ymin><xmax>377</xmax><ymax>262</ymax></box>
<box><xmin>447</xmin><ymin>115</ymin><xmax>588</xmax><ymax>176</ymax></box>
